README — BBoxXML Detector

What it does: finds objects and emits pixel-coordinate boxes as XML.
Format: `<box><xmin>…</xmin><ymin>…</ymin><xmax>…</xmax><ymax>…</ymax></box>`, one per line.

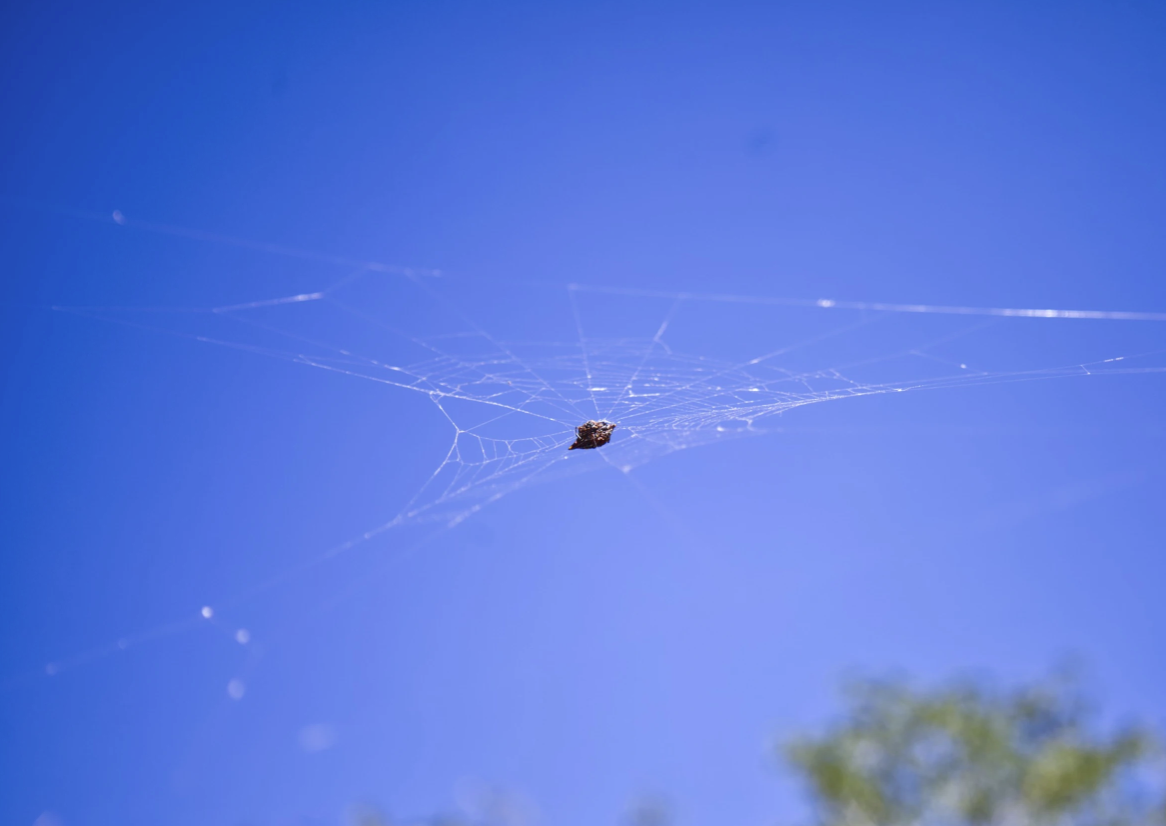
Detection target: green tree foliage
<box><xmin>350</xmin><ymin>671</ymin><xmax>1163</xmax><ymax>826</ymax></box>
<box><xmin>784</xmin><ymin>673</ymin><xmax>1165</xmax><ymax>826</ymax></box>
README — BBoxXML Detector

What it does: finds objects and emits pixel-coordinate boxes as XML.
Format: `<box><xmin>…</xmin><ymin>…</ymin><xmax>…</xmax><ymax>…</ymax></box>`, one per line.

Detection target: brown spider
<box><xmin>568</xmin><ymin>420</ymin><xmax>616</xmax><ymax>450</ymax></box>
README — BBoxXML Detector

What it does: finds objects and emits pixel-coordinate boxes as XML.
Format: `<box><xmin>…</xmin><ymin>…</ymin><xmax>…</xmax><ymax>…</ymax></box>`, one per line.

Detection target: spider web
<box><xmin>32</xmin><ymin>213</ymin><xmax>1166</xmax><ymax>678</ymax></box>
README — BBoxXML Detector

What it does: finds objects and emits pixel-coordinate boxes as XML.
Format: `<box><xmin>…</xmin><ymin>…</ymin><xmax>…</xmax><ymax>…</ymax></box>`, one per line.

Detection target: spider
<box><xmin>568</xmin><ymin>420</ymin><xmax>617</xmax><ymax>450</ymax></box>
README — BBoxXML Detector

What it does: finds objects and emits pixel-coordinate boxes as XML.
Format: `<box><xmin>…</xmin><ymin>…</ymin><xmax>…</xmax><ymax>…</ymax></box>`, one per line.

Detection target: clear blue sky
<box><xmin>2</xmin><ymin>2</ymin><xmax>1165</xmax><ymax>825</ymax></box>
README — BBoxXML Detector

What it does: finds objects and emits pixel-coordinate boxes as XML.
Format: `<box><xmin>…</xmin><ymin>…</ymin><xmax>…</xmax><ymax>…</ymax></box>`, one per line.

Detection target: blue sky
<box><xmin>2</xmin><ymin>2</ymin><xmax>1165</xmax><ymax>825</ymax></box>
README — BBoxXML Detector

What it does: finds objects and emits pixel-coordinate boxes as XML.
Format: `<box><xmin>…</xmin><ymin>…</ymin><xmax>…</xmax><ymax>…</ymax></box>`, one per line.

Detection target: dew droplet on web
<box><xmin>298</xmin><ymin>723</ymin><xmax>338</xmax><ymax>753</ymax></box>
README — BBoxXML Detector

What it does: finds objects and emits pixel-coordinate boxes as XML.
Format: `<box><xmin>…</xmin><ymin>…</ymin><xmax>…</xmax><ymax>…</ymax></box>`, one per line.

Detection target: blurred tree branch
<box><xmin>351</xmin><ymin>670</ymin><xmax>1164</xmax><ymax>826</ymax></box>
<box><xmin>784</xmin><ymin>671</ymin><xmax>1165</xmax><ymax>826</ymax></box>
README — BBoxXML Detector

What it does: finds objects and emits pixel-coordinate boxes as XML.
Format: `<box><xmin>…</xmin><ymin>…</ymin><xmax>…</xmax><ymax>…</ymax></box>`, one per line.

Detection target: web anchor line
<box><xmin>566</xmin><ymin>284</ymin><xmax>1166</xmax><ymax>323</ymax></box>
